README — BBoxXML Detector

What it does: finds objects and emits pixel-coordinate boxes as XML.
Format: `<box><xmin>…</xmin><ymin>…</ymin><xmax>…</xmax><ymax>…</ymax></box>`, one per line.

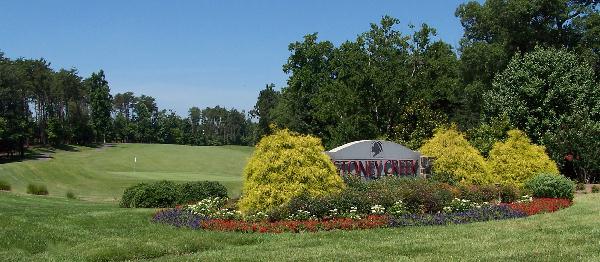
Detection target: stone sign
<box><xmin>326</xmin><ymin>140</ymin><xmax>429</xmax><ymax>178</ymax></box>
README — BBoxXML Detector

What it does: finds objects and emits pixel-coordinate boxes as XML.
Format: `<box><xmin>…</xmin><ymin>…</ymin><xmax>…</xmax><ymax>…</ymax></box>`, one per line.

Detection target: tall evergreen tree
<box><xmin>87</xmin><ymin>70</ymin><xmax>112</xmax><ymax>144</ymax></box>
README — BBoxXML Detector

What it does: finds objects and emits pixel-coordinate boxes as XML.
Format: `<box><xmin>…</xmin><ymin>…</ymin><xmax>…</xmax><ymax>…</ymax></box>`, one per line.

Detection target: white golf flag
<box><xmin>134</xmin><ymin>157</ymin><xmax>137</xmax><ymax>163</ymax></box>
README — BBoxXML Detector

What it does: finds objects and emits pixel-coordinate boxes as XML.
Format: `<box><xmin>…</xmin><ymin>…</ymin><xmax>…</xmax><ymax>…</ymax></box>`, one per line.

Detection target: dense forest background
<box><xmin>1</xmin><ymin>0</ymin><xmax>599</xmax><ymax>181</ymax></box>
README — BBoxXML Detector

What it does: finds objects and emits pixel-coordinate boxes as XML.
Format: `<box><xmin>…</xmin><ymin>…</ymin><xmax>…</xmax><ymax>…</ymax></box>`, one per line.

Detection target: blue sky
<box><xmin>1</xmin><ymin>0</ymin><xmax>473</xmax><ymax>115</ymax></box>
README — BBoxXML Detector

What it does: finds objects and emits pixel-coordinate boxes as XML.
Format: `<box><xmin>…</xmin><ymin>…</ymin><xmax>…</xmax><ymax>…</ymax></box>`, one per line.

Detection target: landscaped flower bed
<box><xmin>152</xmin><ymin>197</ymin><xmax>572</xmax><ymax>233</ymax></box>
<box><xmin>504</xmin><ymin>198</ymin><xmax>572</xmax><ymax>216</ymax></box>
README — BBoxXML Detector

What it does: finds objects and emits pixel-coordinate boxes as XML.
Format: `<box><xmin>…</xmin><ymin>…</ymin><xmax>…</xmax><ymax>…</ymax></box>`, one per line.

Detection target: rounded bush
<box><xmin>524</xmin><ymin>173</ymin><xmax>574</xmax><ymax>200</ymax></box>
<box><xmin>238</xmin><ymin>129</ymin><xmax>346</xmax><ymax>214</ymax></box>
<box><xmin>120</xmin><ymin>181</ymin><xmax>179</xmax><ymax>208</ymax></box>
<box><xmin>420</xmin><ymin>126</ymin><xmax>492</xmax><ymax>185</ymax></box>
<box><xmin>488</xmin><ymin>130</ymin><xmax>559</xmax><ymax>187</ymax></box>
<box><xmin>178</xmin><ymin>181</ymin><xmax>228</xmax><ymax>204</ymax></box>
<box><xmin>120</xmin><ymin>183</ymin><xmax>149</xmax><ymax>208</ymax></box>
<box><xmin>120</xmin><ymin>180</ymin><xmax>230</xmax><ymax>208</ymax></box>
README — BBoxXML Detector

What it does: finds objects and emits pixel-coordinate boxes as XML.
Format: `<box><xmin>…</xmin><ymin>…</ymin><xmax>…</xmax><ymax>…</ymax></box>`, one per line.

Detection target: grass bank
<box><xmin>0</xmin><ymin>144</ymin><xmax>252</xmax><ymax>201</ymax></box>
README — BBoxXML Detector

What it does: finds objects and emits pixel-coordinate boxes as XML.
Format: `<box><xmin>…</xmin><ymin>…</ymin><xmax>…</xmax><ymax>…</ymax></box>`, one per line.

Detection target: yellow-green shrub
<box><xmin>420</xmin><ymin>127</ymin><xmax>492</xmax><ymax>185</ymax></box>
<box><xmin>488</xmin><ymin>130</ymin><xmax>559</xmax><ymax>187</ymax></box>
<box><xmin>238</xmin><ymin>129</ymin><xmax>345</xmax><ymax>214</ymax></box>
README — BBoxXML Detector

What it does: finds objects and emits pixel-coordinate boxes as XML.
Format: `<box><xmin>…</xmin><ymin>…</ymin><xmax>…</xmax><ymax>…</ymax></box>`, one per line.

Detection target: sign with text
<box><xmin>326</xmin><ymin>140</ymin><xmax>423</xmax><ymax>178</ymax></box>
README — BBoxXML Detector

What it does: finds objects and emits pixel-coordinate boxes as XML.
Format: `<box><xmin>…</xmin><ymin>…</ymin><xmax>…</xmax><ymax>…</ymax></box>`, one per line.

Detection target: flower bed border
<box><xmin>152</xmin><ymin>198</ymin><xmax>572</xmax><ymax>233</ymax></box>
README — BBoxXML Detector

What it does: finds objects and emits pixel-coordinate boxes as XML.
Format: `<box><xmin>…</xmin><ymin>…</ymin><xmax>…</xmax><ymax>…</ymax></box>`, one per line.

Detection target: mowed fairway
<box><xmin>0</xmin><ymin>144</ymin><xmax>253</xmax><ymax>201</ymax></box>
<box><xmin>1</xmin><ymin>192</ymin><xmax>599</xmax><ymax>261</ymax></box>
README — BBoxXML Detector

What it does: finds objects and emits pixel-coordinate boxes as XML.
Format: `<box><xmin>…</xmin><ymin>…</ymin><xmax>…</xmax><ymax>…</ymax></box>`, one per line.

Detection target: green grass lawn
<box><xmin>0</xmin><ymin>144</ymin><xmax>252</xmax><ymax>201</ymax></box>
<box><xmin>1</xmin><ymin>191</ymin><xmax>599</xmax><ymax>261</ymax></box>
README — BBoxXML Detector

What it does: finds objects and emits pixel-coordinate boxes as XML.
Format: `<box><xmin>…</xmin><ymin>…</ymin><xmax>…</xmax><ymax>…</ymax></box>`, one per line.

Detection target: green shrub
<box><xmin>420</xmin><ymin>126</ymin><xmax>493</xmax><ymax>185</ymax></box>
<box><xmin>120</xmin><ymin>180</ymin><xmax>229</xmax><ymax>208</ymax></box>
<box><xmin>279</xmin><ymin>177</ymin><xmax>454</xmax><ymax>219</ymax></box>
<box><xmin>576</xmin><ymin>183</ymin><xmax>586</xmax><ymax>191</ymax></box>
<box><xmin>238</xmin><ymin>129</ymin><xmax>345</xmax><ymax>214</ymax></box>
<box><xmin>66</xmin><ymin>191</ymin><xmax>76</xmax><ymax>199</ymax></box>
<box><xmin>488</xmin><ymin>130</ymin><xmax>559</xmax><ymax>187</ymax></box>
<box><xmin>120</xmin><ymin>181</ymin><xmax>179</xmax><ymax>208</ymax></box>
<box><xmin>120</xmin><ymin>183</ymin><xmax>149</xmax><ymax>208</ymax></box>
<box><xmin>0</xmin><ymin>180</ymin><xmax>11</xmax><ymax>191</ymax></box>
<box><xmin>524</xmin><ymin>173</ymin><xmax>574</xmax><ymax>200</ymax></box>
<box><xmin>499</xmin><ymin>184</ymin><xmax>520</xmax><ymax>203</ymax></box>
<box><xmin>591</xmin><ymin>185</ymin><xmax>599</xmax><ymax>193</ymax></box>
<box><xmin>467</xmin><ymin>114</ymin><xmax>512</xmax><ymax>157</ymax></box>
<box><xmin>458</xmin><ymin>184</ymin><xmax>499</xmax><ymax>203</ymax></box>
<box><xmin>178</xmin><ymin>181</ymin><xmax>228</xmax><ymax>204</ymax></box>
<box><xmin>26</xmin><ymin>183</ymin><xmax>49</xmax><ymax>195</ymax></box>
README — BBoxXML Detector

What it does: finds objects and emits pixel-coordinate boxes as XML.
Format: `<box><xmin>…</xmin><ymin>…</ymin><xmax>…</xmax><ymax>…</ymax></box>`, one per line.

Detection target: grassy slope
<box><xmin>1</xmin><ymin>192</ymin><xmax>599</xmax><ymax>261</ymax></box>
<box><xmin>0</xmin><ymin>144</ymin><xmax>252</xmax><ymax>201</ymax></box>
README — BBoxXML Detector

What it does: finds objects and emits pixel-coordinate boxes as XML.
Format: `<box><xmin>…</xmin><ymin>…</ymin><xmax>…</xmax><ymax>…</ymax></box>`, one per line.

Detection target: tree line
<box><xmin>252</xmin><ymin>0</ymin><xmax>600</xmax><ymax>182</ymax></box>
<box><xmin>0</xmin><ymin>55</ymin><xmax>255</xmax><ymax>157</ymax></box>
<box><xmin>2</xmin><ymin>0</ymin><xmax>599</xmax><ymax>181</ymax></box>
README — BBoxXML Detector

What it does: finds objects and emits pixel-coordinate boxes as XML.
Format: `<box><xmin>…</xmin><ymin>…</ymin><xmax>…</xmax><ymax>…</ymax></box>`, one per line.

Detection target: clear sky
<box><xmin>1</xmin><ymin>0</ymin><xmax>474</xmax><ymax>115</ymax></box>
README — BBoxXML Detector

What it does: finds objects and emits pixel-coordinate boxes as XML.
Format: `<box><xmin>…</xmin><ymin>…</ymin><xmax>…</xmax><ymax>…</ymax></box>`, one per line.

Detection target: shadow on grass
<box><xmin>0</xmin><ymin>143</ymin><xmax>117</xmax><ymax>164</ymax></box>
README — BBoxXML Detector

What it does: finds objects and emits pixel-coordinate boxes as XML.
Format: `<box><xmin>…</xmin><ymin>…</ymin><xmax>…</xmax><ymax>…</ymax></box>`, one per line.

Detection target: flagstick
<box><xmin>134</xmin><ymin>156</ymin><xmax>136</xmax><ymax>175</ymax></box>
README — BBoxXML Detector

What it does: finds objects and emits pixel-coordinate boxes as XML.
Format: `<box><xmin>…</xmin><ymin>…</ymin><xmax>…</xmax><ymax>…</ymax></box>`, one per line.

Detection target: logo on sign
<box><xmin>371</xmin><ymin>141</ymin><xmax>383</xmax><ymax>158</ymax></box>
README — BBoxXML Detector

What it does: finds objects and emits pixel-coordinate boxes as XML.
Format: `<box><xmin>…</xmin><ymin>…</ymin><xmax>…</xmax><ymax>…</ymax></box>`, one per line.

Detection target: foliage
<box><xmin>524</xmin><ymin>174</ymin><xmax>575</xmax><ymax>200</ymax></box>
<box><xmin>485</xmin><ymin>47</ymin><xmax>600</xmax><ymax>181</ymax></box>
<box><xmin>120</xmin><ymin>181</ymin><xmax>180</xmax><ymax>208</ymax></box>
<box><xmin>273</xmin><ymin>17</ymin><xmax>463</xmax><ymax>149</ymax></box>
<box><xmin>250</xmin><ymin>84</ymin><xmax>280</xmax><ymax>141</ymax></box>
<box><xmin>592</xmin><ymin>185</ymin><xmax>600</xmax><ymax>193</ymax></box>
<box><xmin>488</xmin><ymin>130</ymin><xmax>559</xmax><ymax>186</ymax></box>
<box><xmin>499</xmin><ymin>184</ymin><xmax>520</xmax><ymax>203</ymax></box>
<box><xmin>456</xmin><ymin>0</ymin><xmax>600</xmax><ymax>123</ymax></box>
<box><xmin>420</xmin><ymin>127</ymin><xmax>492</xmax><ymax>185</ymax></box>
<box><xmin>238</xmin><ymin>129</ymin><xmax>345</xmax><ymax>214</ymax></box>
<box><xmin>458</xmin><ymin>184</ymin><xmax>499</xmax><ymax>203</ymax></box>
<box><xmin>543</xmin><ymin>111</ymin><xmax>600</xmax><ymax>183</ymax></box>
<box><xmin>467</xmin><ymin>114</ymin><xmax>511</xmax><ymax>157</ymax></box>
<box><xmin>0</xmin><ymin>180</ymin><xmax>11</xmax><ymax>191</ymax></box>
<box><xmin>26</xmin><ymin>183</ymin><xmax>48</xmax><ymax>195</ymax></box>
<box><xmin>120</xmin><ymin>180</ymin><xmax>229</xmax><ymax>208</ymax></box>
<box><xmin>576</xmin><ymin>183</ymin><xmax>586</xmax><ymax>191</ymax></box>
<box><xmin>280</xmin><ymin>177</ymin><xmax>454</xmax><ymax>219</ymax></box>
<box><xmin>88</xmin><ymin>70</ymin><xmax>113</xmax><ymax>143</ymax></box>
<box><xmin>178</xmin><ymin>181</ymin><xmax>228</xmax><ymax>205</ymax></box>
<box><xmin>391</xmin><ymin>100</ymin><xmax>447</xmax><ymax>150</ymax></box>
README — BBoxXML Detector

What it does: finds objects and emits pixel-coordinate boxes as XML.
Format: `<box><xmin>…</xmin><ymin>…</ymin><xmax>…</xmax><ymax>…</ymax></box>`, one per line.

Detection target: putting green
<box><xmin>0</xmin><ymin>144</ymin><xmax>253</xmax><ymax>202</ymax></box>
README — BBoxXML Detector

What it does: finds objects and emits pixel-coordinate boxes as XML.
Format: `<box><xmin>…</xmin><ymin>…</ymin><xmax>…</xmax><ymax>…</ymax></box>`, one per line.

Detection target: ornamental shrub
<box><xmin>238</xmin><ymin>129</ymin><xmax>346</xmax><ymax>214</ymax></box>
<box><xmin>592</xmin><ymin>185</ymin><xmax>599</xmax><ymax>193</ymax></box>
<box><xmin>420</xmin><ymin>126</ymin><xmax>492</xmax><ymax>185</ymax></box>
<box><xmin>524</xmin><ymin>173</ymin><xmax>574</xmax><ymax>200</ymax></box>
<box><xmin>488</xmin><ymin>130</ymin><xmax>559</xmax><ymax>187</ymax></box>
<box><xmin>458</xmin><ymin>184</ymin><xmax>499</xmax><ymax>203</ymax></box>
<box><xmin>120</xmin><ymin>183</ymin><xmax>149</xmax><ymax>208</ymax></box>
<box><xmin>178</xmin><ymin>181</ymin><xmax>228</xmax><ymax>205</ymax></box>
<box><xmin>132</xmin><ymin>180</ymin><xmax>180</xmax><ymax>208</ymax></box>
<box><xmin>120</xmin><ymin>180</ymin><xmax>228</xmax><ymax>208</ymax></box>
